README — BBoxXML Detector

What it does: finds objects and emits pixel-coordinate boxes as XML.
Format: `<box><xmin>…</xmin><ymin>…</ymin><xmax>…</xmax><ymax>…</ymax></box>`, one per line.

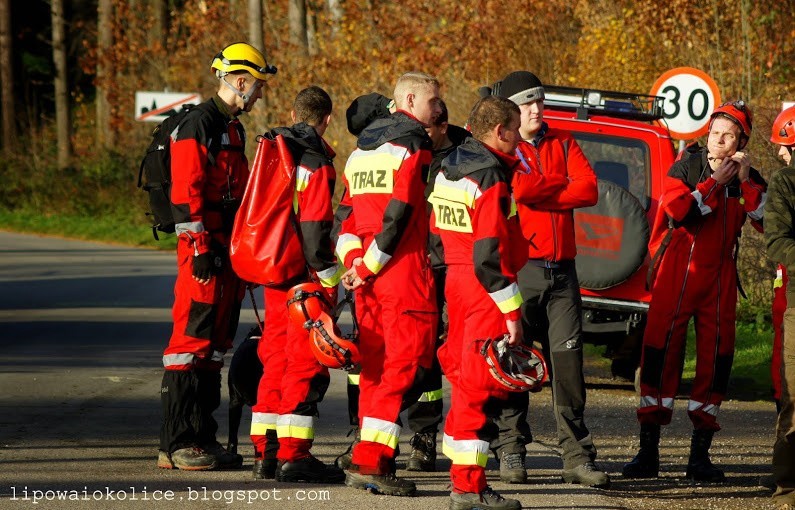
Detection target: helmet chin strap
<box><xmin>221</xmin><ymin>75</ymin><xmax>261</xmax><ymax>107</ymax></box>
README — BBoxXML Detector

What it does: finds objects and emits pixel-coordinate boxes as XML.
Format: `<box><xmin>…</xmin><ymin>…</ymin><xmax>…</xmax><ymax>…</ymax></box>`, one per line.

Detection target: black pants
<box><xmin>491</xmin><ymin>261</ymin><xmax>597</xmax><ymax>469</ymax></box>
<box><xmin>160</xmin><ymin>369</ymin><xmax>221</xmax><ymax>453</ymax></box>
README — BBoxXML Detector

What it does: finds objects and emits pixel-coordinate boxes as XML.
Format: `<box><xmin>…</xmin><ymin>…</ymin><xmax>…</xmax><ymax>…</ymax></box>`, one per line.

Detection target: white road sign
<box><xmin>135</xmin><ymin>92</ymin><xmax>201</xmax><ymax>122</ymax></box>
<box><xmin>650</xmin><ymin>67</ymin><xmax>721</xmax><ymax>140</ymax></box>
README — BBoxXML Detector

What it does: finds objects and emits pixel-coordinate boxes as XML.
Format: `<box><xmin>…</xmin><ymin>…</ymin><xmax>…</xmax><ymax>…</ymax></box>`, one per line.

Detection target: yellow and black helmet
<box><xmin>210</xmin><ymin>42</ymin><xmax>277</xmax><ymax>81</ymax></box>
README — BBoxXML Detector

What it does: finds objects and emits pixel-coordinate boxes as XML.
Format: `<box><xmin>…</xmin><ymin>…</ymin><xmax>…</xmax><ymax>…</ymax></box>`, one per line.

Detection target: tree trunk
<box><xmin>153</xmin><ymin>0</ymin><xmax>168</xmax><ymax>48</ymax></box>
<box><xmin>96</xmin><ymin>0</ymin><xmax>114</xmax><ymax>149</ymax></box>
<box><xmin>51</xmin><ymin>0</ymin><xmax>72</xmax><ymax>169</ymax></box>
<box><xmin>248</xmin><ymin>0</ymin><xmax>263</xmax><ymax>53</ymax></box>
<box><xmin>288</xmin><ymin>0</ymin><xmax>308</xmax><ymax>54</ymax></box>
<box><xmin>327</xmin><ymin>0</ymin><xmax>342</xmax><ymax>38</ymax></box>
<box><xmin>0</xmin><ymin>0</ymin><xmax>14</xmax><ymax>152</ymax></box>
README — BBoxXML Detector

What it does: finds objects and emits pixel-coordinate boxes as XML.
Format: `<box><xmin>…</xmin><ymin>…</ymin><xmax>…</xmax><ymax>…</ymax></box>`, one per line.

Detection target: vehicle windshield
<box><xmin>571</xmin><ymin>133</ymin><xmax>650</xmax><ymax>210</ymax></box>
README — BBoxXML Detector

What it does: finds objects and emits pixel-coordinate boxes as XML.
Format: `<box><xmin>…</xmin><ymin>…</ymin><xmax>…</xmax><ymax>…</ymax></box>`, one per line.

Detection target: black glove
<box><xmin>192</xmin><ymin>251</ymin><xmax>222</xmax><ymax>281</ymax></box>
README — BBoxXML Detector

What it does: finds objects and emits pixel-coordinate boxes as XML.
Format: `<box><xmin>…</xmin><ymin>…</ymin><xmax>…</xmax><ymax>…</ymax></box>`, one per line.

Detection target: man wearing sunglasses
<box><xmin>624</xmin><ymin>101</ymin><xmax>767</xmax><ymax>482</ymax></box>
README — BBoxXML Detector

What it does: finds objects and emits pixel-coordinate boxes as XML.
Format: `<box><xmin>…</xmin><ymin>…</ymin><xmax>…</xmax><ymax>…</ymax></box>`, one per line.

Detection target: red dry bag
<box><xmin>230</xmin><ymin>134</ymin><xmax>305</xmax><ymax>286</ymax></box>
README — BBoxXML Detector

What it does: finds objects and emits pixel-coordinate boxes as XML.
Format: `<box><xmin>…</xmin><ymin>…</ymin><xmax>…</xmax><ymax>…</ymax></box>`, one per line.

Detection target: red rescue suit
<box><xmin>249</xmin><ymin>123</ymin><xmax>341</xmax><ymax>463</ymax></box>
<box><xmin>334</xmin><ymin>111</ymin><xmax>437</xmax><ymax>475</ymax></box>
<box><xmin>430</xmin><ymin>138</ymin><xmax>528</xmax><ymax>494</ymax></box>
<box><xmin>160</xmin><ymin>97</ymin><xmax>249</xmax><ymax>453</ymax></box>
<box><xmin>639</xmin><ymin>147</ymin><xmax>766</xmax><ymax>430</ymax></box>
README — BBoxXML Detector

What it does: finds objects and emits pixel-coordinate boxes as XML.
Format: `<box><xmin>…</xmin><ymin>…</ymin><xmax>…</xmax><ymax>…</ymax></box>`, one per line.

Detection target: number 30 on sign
<box><xmin>650</xmin><ymin>67</ymin><xmax>721</xmax><ymax>140</ymax></box>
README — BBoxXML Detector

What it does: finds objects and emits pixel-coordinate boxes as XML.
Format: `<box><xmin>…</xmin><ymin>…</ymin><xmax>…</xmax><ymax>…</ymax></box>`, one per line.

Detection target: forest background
<box><xmin>0</xmin><ymin>0</ymin><xmax>794</xmax><ymax>322</ymax></box>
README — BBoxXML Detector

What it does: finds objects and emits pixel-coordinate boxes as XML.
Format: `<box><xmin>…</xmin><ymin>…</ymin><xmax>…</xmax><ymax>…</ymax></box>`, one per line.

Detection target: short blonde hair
<box><xmin>393</xmin><ymin>72</ymin><xmax>440</xmax><ymax>109</ymax></box>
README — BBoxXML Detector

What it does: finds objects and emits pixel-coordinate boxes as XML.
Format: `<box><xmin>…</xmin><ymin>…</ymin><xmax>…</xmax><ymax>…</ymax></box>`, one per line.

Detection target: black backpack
<box><xmin>137</xmin><ymin>102</ymin><xmax>215</xmax><ymax>240</ymax></box>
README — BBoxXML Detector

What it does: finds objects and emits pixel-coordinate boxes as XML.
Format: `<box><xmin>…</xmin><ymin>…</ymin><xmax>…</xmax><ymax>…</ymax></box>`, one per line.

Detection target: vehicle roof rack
<box><xmin>544</xmin><ymin>85</ymin><xmax>665</xmax><ymax>122</ymax></box>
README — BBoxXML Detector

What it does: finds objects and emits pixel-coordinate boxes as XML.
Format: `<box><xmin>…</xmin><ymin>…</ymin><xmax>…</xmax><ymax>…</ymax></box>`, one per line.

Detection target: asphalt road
<box><xmin>0</xmin><ymin>231</ymin><xmax>781</xmax><ymax>509</ymax></box>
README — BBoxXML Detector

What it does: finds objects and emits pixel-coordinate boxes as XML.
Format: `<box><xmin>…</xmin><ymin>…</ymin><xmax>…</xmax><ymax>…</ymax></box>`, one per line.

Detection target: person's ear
<box><xmin>290</xmin><ymin>110</ymin><xmax>297</xmax><ymax>123</ymax></box>
<box><xmin>323</xmin><ymin>113</ymin><xmax>332</xmax><ymax>129</ymax></box>
<box><xmin>407</xmin><ymin>93</ymin><xmax>415</xmax><ymax>110</ymax></box>
<box><xmin>440</xmin><ymin>122</ymin><xmax>449</xmax><ymax>136</ymax></box>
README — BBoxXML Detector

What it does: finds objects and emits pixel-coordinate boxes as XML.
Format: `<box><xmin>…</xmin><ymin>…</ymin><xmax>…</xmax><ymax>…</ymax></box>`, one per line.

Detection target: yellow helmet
<box><xmin>210</xmin><ymin>42</ymin><xmax>277</xmax><ymax>81</ymax></box>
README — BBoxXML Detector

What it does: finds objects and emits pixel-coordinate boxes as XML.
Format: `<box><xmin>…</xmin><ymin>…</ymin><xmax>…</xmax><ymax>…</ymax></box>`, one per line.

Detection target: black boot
<box><xmin>406</xmin><ymin>432</ymin><xmax>437</xmax><ymax>472</ymax></box>
<box><xmin>686</xmin><ymin>429</ymin><xmax>725</xmax><ymax>483</ymax></box>
<box><xmin>622</xmin><ymin>423</ymin><xmax>660</xmax><ymax>478</ymax></box>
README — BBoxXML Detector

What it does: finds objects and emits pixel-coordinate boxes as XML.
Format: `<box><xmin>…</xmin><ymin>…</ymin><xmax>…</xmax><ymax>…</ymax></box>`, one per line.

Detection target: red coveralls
<box><xmin>335</xmin><ymin>111</ymin><xmax>437</xmax><ymax>475</ymax></box>
<box><xmin>639</xmin><ymin>148</ymin><xmax>766</xmax><ymax>430</ymax></box>
<box><xmin>249</xmin><ymin>123</ymin><xmax>341</xmax><ymax>463</ymax></box>
<box><xmin>773</xmin><ymin>264</ymin><xmax>789</xmax><ymax>403</ymax></box>
<box><xmin>161</xmin><ymin>97</ymin><xmax>249</xmax><ymax>453</ymax></box>
<box><xmin>430</xmin><ymin>138</ymin><xmax>528</xmax><ymax>493</ymax></box>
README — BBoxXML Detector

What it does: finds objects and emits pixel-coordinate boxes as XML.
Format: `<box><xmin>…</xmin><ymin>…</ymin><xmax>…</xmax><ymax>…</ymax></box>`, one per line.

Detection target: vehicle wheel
<box><xmin>574</xmin><ymin>179</ymin><xmax>650</xmax><ymax>290</ymax></box>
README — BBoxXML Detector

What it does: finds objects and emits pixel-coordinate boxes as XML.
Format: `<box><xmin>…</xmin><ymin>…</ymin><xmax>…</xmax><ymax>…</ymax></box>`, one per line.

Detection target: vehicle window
<box><xmin>571</xmin><ymin>133</ymin><xmax>650</xmax><ymax>210</ymax></box>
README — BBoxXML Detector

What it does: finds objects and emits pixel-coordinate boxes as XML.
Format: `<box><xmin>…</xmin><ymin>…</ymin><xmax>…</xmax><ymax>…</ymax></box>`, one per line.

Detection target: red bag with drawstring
<box><xmin>230</xmin><ymin>134</ymin><xmax>305</xmax><ymax>286</ymax></box>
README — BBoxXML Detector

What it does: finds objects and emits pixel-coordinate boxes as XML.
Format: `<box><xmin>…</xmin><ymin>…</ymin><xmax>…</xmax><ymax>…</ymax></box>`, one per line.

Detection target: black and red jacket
<box><xmin>334</xmin><ymin>110</ymin><xmax>433</xmax><ymax>279</ymax></box>
<box><xmin>266</xmin><ymin>122</ymin><xmax>340</xmax><ymax>288</ymax></box>
<box><xmin>429</xmin><ymin>138</ymin><xmax>527</xmax><ymax>320</ymax></box>
<box><xmin>170</xmin><ymin>96</ymin><xmax>249</xmax><ymax>254</ymax></box>
<box><xmin>512</xmin><ymin>122</ymin><xmax>598</xmax><ymax>262</ymax></box>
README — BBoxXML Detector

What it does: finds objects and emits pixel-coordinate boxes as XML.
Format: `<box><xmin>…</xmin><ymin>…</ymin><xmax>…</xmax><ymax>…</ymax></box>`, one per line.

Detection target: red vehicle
<box><xmin>542</xmin><ymin>86</ymin><xmax>677</xmax><ymax>379</ymax></box>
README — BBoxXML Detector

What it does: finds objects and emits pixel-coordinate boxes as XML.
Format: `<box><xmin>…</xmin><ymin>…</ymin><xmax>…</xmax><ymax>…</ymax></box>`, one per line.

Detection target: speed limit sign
<box><xmin>650</xmin><ymin>67</ymin><xmax>721</xmax><ymax>140</ymax></box>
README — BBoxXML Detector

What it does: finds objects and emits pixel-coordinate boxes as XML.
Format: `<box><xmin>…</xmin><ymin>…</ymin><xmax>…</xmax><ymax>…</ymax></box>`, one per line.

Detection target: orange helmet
<box><xmin>481</xmin><ymin>336</ymin><xmax>548</xmax><ymax>392</ymax></box>
<box><xmin>307</xmin><ymin>311</ymin><xmax>360</xmax><ymax>370</ymax></box>
<box><xmin>286</xmin><ymin>282</ymin><xmax>333</xmax><ymax>328</ymax></box>
<box><xmin>771</xmin><ymin>105</ymin><xmax>795</xmax><ymax>147</ymax></box>
<box><xmin>710</xmin><ymin>100</ymin><xmax>753</xmax><ymax>148</ymax></box>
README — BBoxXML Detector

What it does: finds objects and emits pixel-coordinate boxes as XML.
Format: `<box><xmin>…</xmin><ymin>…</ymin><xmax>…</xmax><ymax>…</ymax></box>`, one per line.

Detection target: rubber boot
<box><xmin>685</xmin><ymin>429</ymin><xmax>725</xmax><ymax>483</ymax></box>
<box><xmin>622</xmin><ymin>423</ymin><xmax>660</xmax><ymax>478</ymax></box>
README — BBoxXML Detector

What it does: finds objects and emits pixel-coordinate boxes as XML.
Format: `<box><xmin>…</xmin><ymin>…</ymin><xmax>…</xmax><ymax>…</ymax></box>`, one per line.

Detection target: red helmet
<box><xmin>771</xmin><ymin>105</ymin><xmax>795</xmax><ymax>147</ymax></box>
<box><xmin>307</xmin><ymin>311</ymin><xmax>360</xmax><ymax>370</ymax></box>
<box><xmin>481</xmin><ymin>336</ymin><xmax>548</xmax><ymax>392</ymax></box>
<box><xmin>286</xmin><ymin>282</ymin><xmax>332</xmax><ymax>328</ymax></box>
<box><xmin>710</xmin><ymin>100</ymin><xmax>753</xmax><ymax>147</ymax></box>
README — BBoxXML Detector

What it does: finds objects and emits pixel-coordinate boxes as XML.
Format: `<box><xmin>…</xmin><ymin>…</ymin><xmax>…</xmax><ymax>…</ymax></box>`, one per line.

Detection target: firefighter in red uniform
<box><xmin>248</xmin><ymin>86</ymin><xmax>344</xmax><ymax>484</ymax></box>
<box><xmin>158</xmin><ymin>42</ymin><xmax>275</xmax><ymax>471</ymax></box>
<box><xmin>431</xmin><ymin>95</ymin><xmax>527</xmax><ymax>510</ymax></box>
<box><xmin>624</xmin><ymin>101</ymin><xmax>767</xmax><ymax>482</ymax></box>
<box><xmin>335</xmin><ymin>72</ymin><xmax>441</xmax><ymax>497</ymax></box>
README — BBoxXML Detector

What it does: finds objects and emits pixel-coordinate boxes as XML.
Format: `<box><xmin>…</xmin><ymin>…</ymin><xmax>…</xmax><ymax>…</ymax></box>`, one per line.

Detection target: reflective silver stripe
<box><xmin>175</xmin><ymin>222</ymin><xmax>205</xmax><ymax>235</ymax></box>
<box><xmin>360</xmin><ymin>417</ymin><xmax>401</xmax><ymax>449</ymax></box>
<box><xmin>639</xmin><ymin>396</ymin><xmax>674</xmax><ymax>410</ymax></box>
<box><xmin>317</xmin><ymin>265</ymin><xmax>343</xmax><ymax>287</ymax></box>
<box><xmin>441</xmin><ymin>433</ymin><xmax>489</xmax><ymax>467</ymax></box>
<box><xmin>276</xmin><ymin>414</ymin><xmax>314</xmax><ymax>440</ymax></box>
<box><xmin>691</xmin><ymin>190</ymin><xmax>712</xmax><ymax>215</ymax></box>
<box><xmin>432</xmin><ymin>173</ymin><xmax>482</xmax><ymax>207</ymax></box>
<box><xmin>296</xmin><ymin>165</ymin><xmax>312</xmax><ymax>192</ymax></box>
<box><xmin>688</xmin><ymin>400</ymin><xmax>719</xmax><ymax>417</ymax></box>
<box><xmin>336</xmin><ymin>233</ymin><xmax>363</xmax><ymax>262</ymax></box>
<box><xmin>747</xmin><ymin>191</ymin><xmax>766</xmax><ymax>221</ymax></box>
<box><xmin>210</xmin><ymin>350</ymin><xmax>225</xmax><ymax>362</ymax></box>
<box><xmin>250</xmin><ymin>412</ymin><xmax>277</xmax><ymax>435</ymax></box>
<box><xmin>363</xmin><ymin>239</ymin><xmax>391</xmax><ymax>274</ymax></box>
<box><xmin>488</xmin><ymin>282</ymin><xmax>523</xmax><ymax>314</ymax></box>
<box><xmin>162</xmin><ymin>353</ymin><xmax>195</xmax><ymax>368</ymax></box>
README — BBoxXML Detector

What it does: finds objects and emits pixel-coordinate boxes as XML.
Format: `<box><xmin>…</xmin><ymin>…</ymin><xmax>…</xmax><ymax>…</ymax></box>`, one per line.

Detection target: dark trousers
<box><xmin>773</xmin><ymin>308</ymin><xmax>795</xmax><ymax>507</ymax></box>
<box><xmin>491</xmin><ymin>261</ymin><xmax>597</xmax><ymax>469</ymax></box>
<box><xmin>160</xmin><ymin>369</ymin><xmax>221</xmax><ymax>453</ymax></box>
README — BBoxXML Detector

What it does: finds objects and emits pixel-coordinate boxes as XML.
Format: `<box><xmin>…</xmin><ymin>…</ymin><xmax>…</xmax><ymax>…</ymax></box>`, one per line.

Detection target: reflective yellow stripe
<box><xmin>509</xmin><ymin>197</ymin><xmax>517</xmax><ymax>218</ymax></box>
<box><xmin>489</xmin><ymin>283</ymin><xmax>523</xmax><ymax>314</ymax></box>
<box><xmin>276</xmin><ymin>414</ymin><xmax>314</xmax><ymax>440</ymax></box>
<box><xmin>418</xmin><ymin>389</ymin><xmax>443</xmax><ymax>402</ymax></box>
<box><xmin>363</xmin><ymin>240</ymin><xmax>391</xmax><ymax>275</ymax></box>
<box><xmin>360</xmin><ymin>417</ymin><xmax>400</xmax><ymax>450</ymax></box>
<box><xmin>318</xmin><ymin>264</ymin><xmax>343</xmax><ymax>287</ymax></box>
<box><xmin>336</xmin><ymin>233</ymin><xmax>363</xmax><ymax>264</ymax></box>
<box><xmin>441</xmin><ymin>434</ymin><xmax>489</xmax><ymax>467</ymax></box>
<box><xmin>250</xmin><ymin>413</ymin><xmax>277</xmax><ymax>435</ymax></box>
<box><xmin>347</xmin><ymin>374</ymin><xmax>360</xmax><ymax>385</ymax></box>
<box><xmin>432</xmin><ymin>174</ymin><xmax>481</xmax><ymax>207</ymax></box>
